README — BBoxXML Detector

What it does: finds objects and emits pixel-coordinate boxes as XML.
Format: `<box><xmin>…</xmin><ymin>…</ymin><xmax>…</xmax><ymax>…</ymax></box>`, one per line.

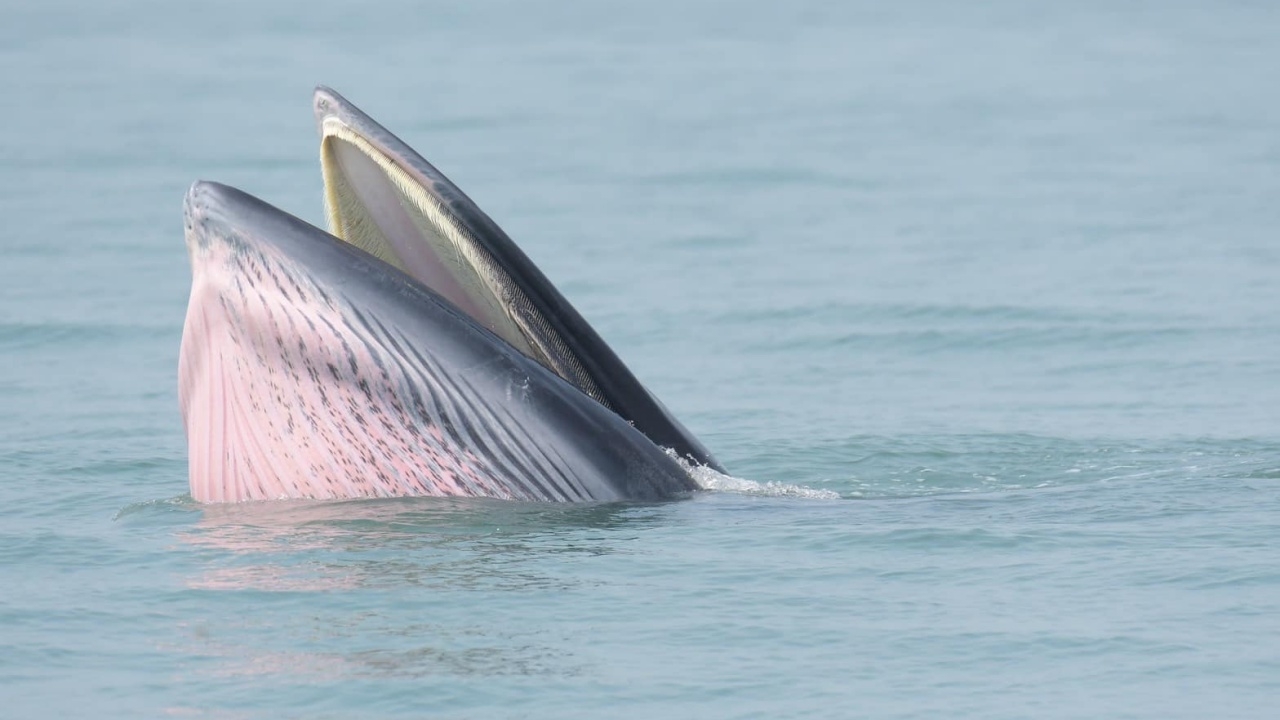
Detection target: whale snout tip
<box><xmin>183</xmin><ymin>181</ymin><xmax>236</xmax><ymax>253</ymax></box>
<box><xmin>184</xmin><ymin>180</ymin><xmax>217</xmax><ymax>215</ymax></box>
<box><xmin>183</xmin><ymin>180</ymin><xmax>214</xmax><ymax>229</ymax></box>
<box><xmin>312</xmin><ymin>85</ymin><xmax>347</xmax><ymax>127</ymax></box>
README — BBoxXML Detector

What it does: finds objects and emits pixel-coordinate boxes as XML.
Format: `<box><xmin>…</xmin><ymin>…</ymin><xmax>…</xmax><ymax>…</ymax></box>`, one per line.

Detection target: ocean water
<box><xmin>2</xmin><ymin>1</ymin><xmax>1279</xmax><ymax>717</ymax></box>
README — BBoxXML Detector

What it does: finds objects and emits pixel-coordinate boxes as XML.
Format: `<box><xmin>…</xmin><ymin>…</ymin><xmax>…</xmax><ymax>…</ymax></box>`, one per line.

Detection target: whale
<box><xmin>179</xmin><ymin>87</ymin><xmax>721</xmax><ymax>503</ymax></box>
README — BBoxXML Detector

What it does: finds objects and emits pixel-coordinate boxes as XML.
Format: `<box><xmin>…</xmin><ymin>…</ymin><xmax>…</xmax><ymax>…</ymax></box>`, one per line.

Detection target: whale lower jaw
<box><xmin>180</xmin><ymin>182</ymin><xmax>700</xmax><ymax>503</ymax></box>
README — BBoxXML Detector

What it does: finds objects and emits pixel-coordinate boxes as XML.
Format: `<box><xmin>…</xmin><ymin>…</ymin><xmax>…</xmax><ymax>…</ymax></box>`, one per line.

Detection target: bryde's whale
<box><xmin>179</xmin><ymin>87</ymin><xmax>721</xmax><ymax>503</ymax></box>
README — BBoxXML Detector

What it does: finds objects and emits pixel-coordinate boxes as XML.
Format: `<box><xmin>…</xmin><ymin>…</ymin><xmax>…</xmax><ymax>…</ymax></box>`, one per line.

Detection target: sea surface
<box><xmin>2</xmin><ymin>1</ymin><xmax>1279</xmax><ymax>718</ymax></box>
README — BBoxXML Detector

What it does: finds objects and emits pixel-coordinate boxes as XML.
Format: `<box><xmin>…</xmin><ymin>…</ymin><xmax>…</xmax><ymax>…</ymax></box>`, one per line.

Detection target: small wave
<box><xmin>0</xmin><ymin>320</ymin><xmax>170</xmax><ymax>349</ymax></box>
<box><xmin>669</xmin><ymin>451</ymin><xmax>841</xmax><ymax>499</ymax></box>
<box><xmin>114</xmin><ymin>495</ymin><xmax>201</xmax><ymax>520</ymax></box>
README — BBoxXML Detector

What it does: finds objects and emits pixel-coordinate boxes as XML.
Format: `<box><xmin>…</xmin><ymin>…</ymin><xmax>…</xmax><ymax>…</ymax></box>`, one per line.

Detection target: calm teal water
<box><xmin>3</xmin><ymin>1</ymin><xmax>1279</xmax><ymax>717</ymax></box>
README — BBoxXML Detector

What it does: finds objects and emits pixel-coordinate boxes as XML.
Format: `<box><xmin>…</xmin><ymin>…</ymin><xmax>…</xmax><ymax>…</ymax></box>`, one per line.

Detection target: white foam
<box><xmin>670</xmin><ymin>451</ymin><xmax>842</xmax><ymax>500</ymax></box>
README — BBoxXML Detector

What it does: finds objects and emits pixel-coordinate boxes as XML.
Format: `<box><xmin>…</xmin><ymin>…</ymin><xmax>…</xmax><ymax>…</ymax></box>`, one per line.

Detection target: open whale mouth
<box><xmin>315</xmin><ymin>90</ymin><xmax>609</xmax><ymax>410</ymax></box>
<box><xmin>311</xmin><ymin>87</ymin><xmax>721</xmax><ymax>473</ymax></box>
<box><xmin>320</xmin><ymin>119</ymin><xmax>512</xmax><ymax>345</ymax></box>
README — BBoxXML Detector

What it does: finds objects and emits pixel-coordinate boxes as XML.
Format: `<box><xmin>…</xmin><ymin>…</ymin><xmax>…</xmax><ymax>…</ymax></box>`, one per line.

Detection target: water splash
<box><xmin>670</xmin><ymin>451</ymin><xmax>841</xmax><ymax>499</ymax></box>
